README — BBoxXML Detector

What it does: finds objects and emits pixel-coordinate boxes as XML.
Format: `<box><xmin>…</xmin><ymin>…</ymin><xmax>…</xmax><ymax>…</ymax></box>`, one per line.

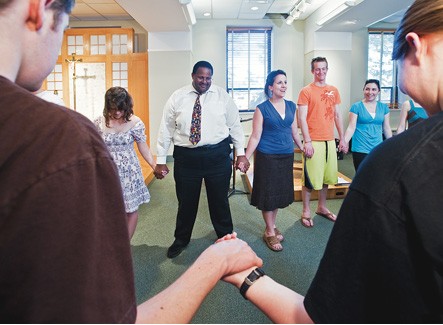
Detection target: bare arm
<box><xmin>291</xmin><ymin>114</ymin><xmax>303</xmax><ymax>150</ymax></box>
<box><xmin>396</xmin><ymin>101</ymin><xmax>411</xmax><ymax>135</ymax></box>
<box><xmin>245</xmin><ymin>108</ymin><xmax>263</xmax><ymax>160</ymax></box>
<box><xmin>344</xmin><ymin>112</ymin><xmax>357</xmax><ymax>144</ymax></box>
<box><xmin>136</xmin><ymin>141</ymin><xmax>156</xmax><ymax>171</ymax></box>
<box><xmin>334</xmin><ymin>104</ymin><xmax>347</xmax><ymax>153</ymax></box>
<box><xmin>383</xmin><ymin>112</ymin><xmax>393</xmax><ymax>139</ymax></box>
<box><xmin>237</xmin><ymin>109</ymin><xmax>262</xmax><ymax>173</ymax></box>
<box><xmin>298</xmin><ymin>104</ymin><xmax>314</xmax><ymax>158</ymax></box>
<box><xmin>136</xmin><ymin>237</ymin><xmax>263</xmax><ymax>323</ymax></box>
<box><xmin>223</xmin><ymin>267</ymin><xmax>313</xmax><ymax>324</ymax></box>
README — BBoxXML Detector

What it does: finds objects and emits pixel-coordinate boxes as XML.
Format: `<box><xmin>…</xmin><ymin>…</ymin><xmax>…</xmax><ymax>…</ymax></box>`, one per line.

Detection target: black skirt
<box><xmin>250</xmin><ymin>150</ymin><xmax>294</xmax><ymax>211</ymax></box>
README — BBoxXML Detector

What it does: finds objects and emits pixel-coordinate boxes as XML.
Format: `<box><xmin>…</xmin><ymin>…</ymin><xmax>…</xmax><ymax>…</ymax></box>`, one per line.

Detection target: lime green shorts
<box><xmin>302</xmin><ymin>140</ymin><xmax>338</xmax><ymax>190</ymax></box>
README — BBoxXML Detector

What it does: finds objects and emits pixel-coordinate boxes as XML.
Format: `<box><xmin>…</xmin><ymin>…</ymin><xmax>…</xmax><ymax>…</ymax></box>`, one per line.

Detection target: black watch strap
<box><xmin>239</xmin><ymin>267</ymin><xmax>265</xmax><ymax>300</ymax></box>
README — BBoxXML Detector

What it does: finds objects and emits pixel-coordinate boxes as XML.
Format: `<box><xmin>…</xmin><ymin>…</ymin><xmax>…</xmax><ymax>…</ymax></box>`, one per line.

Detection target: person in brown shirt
<box><xmin>0</xmin><ymin>0</ymin><xmax>262</xmax><ymax>323</ymax></box>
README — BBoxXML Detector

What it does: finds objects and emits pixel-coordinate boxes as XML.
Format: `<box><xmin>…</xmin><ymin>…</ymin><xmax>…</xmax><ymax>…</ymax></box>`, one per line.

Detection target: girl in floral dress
<box><xmin>95</xmin><ymin>87</ymin><xmax>156</xmax><ymax>239</ymax></box>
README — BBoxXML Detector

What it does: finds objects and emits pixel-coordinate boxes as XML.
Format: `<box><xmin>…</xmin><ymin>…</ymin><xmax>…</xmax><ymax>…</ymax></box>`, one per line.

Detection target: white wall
<box><xmin>69</xmin><ymin>17</ymin><xmax>392</xmax><ymax>151</ymax></box>
<box><xmin>186</xmin><ymin>17</ymin><xmax>306</xmax><ymax>141</ymax></box>
<box><xmin>148</xmin><ymin>51</ymin><xmax>193</xmax><ymax>157</ymax></box>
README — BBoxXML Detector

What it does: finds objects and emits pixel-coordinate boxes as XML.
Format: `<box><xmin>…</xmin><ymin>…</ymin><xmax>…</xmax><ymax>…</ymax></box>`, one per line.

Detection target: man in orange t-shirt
<box><xmin>297</xmin><ymin>57</ymin><xmax>347</xmax><ymax>228</ymax></box>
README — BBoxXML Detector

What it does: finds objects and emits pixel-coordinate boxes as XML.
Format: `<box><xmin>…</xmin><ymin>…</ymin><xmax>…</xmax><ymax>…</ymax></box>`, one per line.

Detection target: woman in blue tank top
<box><xmin>396</xmin><ymin>99</ymin><xmax>428</xmax><ymax>134</ymax></box>
<box><xmin>244</xmin><ymin>70</ymin><xmax>304</xmax><ymax>252</ymax></box>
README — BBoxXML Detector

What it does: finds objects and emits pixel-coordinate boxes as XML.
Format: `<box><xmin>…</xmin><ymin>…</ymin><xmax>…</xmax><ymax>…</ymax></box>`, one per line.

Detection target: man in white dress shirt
<box><xmin>155</xmin><ymin>60</ymin><xmax>249</xmax><ymax>258</ymax></box>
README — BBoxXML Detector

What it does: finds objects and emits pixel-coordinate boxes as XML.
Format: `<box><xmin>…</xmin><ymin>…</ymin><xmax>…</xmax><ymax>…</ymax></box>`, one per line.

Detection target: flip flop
<box><xmin>263</xmin><ymin>234</ymin><xmax>283</xmax><ymax>252</ymax></box>
<box><xmin>301</xmin><ymin>217</ymin><xmax>314</xmax><ymax>228</ymax></box>
<box><xmin>315</xmin><ymin>211</ymin><xmax>337</xmax><ymax>222</ymax></box>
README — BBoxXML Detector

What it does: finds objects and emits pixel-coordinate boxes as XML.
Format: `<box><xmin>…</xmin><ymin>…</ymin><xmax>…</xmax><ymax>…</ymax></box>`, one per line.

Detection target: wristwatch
<box><xmin>239</xmin><ymin>267</ymin><xmax>265</xmax><ymax>300</ymax></box>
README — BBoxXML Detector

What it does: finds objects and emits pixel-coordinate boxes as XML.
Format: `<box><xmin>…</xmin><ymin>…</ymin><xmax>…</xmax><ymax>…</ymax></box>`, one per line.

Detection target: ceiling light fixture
<box><xmin>316</xmin><ymin>0</ymin><xmax>364</xmax><ymax>26</ymax></box>
<box><xmin>285</xmin><ymin>9</ymin><xmax>301</xmax><ymax>24</ymax></box>
<box><xmin>285</xmin><ymin>0</ymin><xmax>306</xmax><ymax>25</ymax></box>
<box><xmin>185</xmin><ymin>2</ymin><xmax>196</xmax><ymax>25</ymax></box>
<box><xmin>178</xmin><ymin>0</ymin><xmax>196</xmax><ymax>25</ymax></box>
<box><xmin>251</xmin><ymin>6</ymin><xmax>259</xmax><ymax>11</ymax></box>
<box><xmin>296</xmin><ymin>0</ymin><xmax>307</xmax><ymax>13</ymax></box>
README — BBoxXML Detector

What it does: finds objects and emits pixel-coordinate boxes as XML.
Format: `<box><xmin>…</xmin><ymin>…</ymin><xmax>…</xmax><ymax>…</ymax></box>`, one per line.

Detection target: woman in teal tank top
<box><xmin>396</xmin><ymin>99</ymin><xmax>428</xmax><ymax>134</ymax></box>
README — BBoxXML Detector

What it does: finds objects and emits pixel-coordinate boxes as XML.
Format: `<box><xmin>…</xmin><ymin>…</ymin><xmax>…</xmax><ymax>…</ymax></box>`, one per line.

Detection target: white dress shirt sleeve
<box><xmin>225</xmin><ymin>94</ymin><xmax>245</xmax><ymax>156</ymax></box>
<box><xmin>156</xmin><ymin>95</ymin><xmax>176</xmax><ymax>164</ymax></box>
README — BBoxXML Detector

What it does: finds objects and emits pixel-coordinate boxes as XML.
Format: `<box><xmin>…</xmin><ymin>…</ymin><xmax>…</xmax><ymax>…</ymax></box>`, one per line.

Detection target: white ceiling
<box><xmin>69</xmin><ymin>0</ymin><xmax>412</xmax><ymax>33</ymax></box>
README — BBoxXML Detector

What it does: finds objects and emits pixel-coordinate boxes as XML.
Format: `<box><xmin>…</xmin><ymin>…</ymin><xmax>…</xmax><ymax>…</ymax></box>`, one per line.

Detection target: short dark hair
<box><xmin>192</xmin><ymin>61</ymin><xmax>214</xmax><ymax>75</ymax></box>
<box><xmin>364</xmin><ymin>79</ymin><xmax>380</xmax><ymax>91</ymax></box>
<box><xmin>264</xmin><ymin>70</ymin><xmax>286</xmax><ymax>98</ymax></box>
<box><xmin>311</xmin><ymin>57</ymin><xmax>328</xmax><ymax>71</ymax></box>
<box><xmin>103</xmin><ymin>87</ymin><xmax>134</xmax><ymax>127</ymax></box>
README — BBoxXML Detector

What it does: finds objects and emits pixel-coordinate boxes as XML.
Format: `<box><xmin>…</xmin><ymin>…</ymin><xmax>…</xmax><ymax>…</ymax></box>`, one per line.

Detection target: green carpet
<box><xmin>131</xmin><ymin>154</ymin><xmax>355</xmax><ymax>323</ymax></box>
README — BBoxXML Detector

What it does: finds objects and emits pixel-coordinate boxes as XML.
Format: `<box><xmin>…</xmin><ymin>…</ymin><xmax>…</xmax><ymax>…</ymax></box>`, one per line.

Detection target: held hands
<box><xmin>215</xmin><ymin>232</ymin><xmax>239</xmax><ymax>243</ymax></box>
<box><xmin>338</xmin><ymin>139</ymin><xmax>349</xmax><ymax>154</ymax></box>
<box><xmin>235</xmin><ymin>155</ymin><xmax>250</xmax><ymax>173</ymax></box>
<box><xmin>208</xmin><ymin>232</ymin><xmax>263</xmax><ymax>287</ymax></box>
<box><xmin>303</xmin><ymin>142</ymin><xmax>314</xmax><ymax>158</ymax></box>
<box><xmin>154</xmin><ymin>164</ymin><xmax>169</xmax><ymax>179</ymax></box>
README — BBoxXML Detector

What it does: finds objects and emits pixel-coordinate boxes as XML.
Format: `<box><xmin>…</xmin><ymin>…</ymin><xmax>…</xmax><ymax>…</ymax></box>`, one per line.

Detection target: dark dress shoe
<box><xmin>167</xmin><ymin>241</ymin><xmax>187</xmax><ymax>258</ymax></box>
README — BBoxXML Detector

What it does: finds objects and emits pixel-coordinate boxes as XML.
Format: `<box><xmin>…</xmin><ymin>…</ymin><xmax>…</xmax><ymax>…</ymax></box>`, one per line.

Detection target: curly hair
<box><xmin>103</xmin><ymin>87</ymin><xmax>134</xmax><ymax>128</ymax></box>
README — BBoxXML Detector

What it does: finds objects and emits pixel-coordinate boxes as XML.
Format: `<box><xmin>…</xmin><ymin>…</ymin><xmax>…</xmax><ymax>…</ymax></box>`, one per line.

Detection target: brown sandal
<box><xmin>263</xmin><ymin>234</ymin><xmax>283</xmax><ymax>252</ymax></box>
<box><xmin>274</xmin><ymin>227</ymin><xmax>284</xmax><ymax>242</ymax></box>
<box><xmin>301</xmin><ymin>216</ymin><xmax>314</xmax><ymax>228</ymax></box>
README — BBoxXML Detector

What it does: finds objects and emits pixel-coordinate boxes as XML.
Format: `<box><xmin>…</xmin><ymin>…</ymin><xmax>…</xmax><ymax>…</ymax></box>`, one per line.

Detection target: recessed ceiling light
<box><xmin>203</xmin><ymin>12</ymin><xmax>211</xmax><ymax>17</ymax></box>
<box><xmin>345</xmin><ymin>19</ymin><xmax>358</xmax><ymax>24</ymax></box>
<box><xmin>251</xmin><ymin>6</ymin><xmax>259</xmax><ymax>11</ymax></box>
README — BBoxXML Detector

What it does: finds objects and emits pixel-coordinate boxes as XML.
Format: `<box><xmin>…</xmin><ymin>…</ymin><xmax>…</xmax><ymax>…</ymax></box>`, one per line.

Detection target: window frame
<box><xmin>367</xmin><ymin>29</ymin><xmax>399</xmax><ymax>108</ymax></box>
<box><xmin>226</xmin><ymin>26</ymin><xmax>272</xmax><ymax>112</ymax></box>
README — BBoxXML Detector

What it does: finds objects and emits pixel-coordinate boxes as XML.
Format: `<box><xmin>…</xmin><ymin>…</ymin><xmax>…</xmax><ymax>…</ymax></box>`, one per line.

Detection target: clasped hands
<box><xmin>154</xmin><ymin>164</ymin><xmax>169</xmax><ymax>180</ymax></box>
<box><xmin>235</xmin><ymin>155</ymin><xmax>250</xmax><ymax>173</ymax></box>
<box><xmin>303</xmin><ymin>139</ymin><xmax>349</xmax><ymax>159</ymax></box>
<box><xmin>338</xmin><ymin>139</ymin><xmax>349</xmax><ymax>154</ymax></box>
<box><xmin>207</xmin><ymin>232</ymin><xmax>263</xmax><ymax>288</ymax></box>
